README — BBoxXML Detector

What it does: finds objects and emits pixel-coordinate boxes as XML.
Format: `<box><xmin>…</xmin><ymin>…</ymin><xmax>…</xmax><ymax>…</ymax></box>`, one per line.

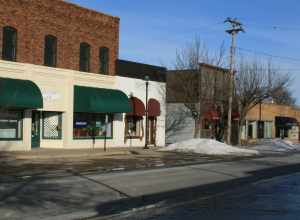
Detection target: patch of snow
<box><xmin>159</xmin><ymin>139</ymin><xmax>259</xmax><ymax>156</ymax></box>
<box><xmin>253</xmin><ymin>139</ymin><xmax>300</xmax><ymax>153</ymax></box>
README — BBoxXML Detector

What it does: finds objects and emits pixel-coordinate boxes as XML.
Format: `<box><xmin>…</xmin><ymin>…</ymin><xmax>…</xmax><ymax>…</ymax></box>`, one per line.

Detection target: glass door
<box><xmin>31</xmin><ymin>111</ymin><xmax>40</xmax><ymax>148</ymax></box>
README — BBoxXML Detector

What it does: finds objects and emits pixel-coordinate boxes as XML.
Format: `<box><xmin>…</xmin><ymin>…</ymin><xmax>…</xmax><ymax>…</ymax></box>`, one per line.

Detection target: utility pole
<box><xmin>225</xmin><ymin>17</ymin><xmax>244</xmax><ymax>145</ymax></box>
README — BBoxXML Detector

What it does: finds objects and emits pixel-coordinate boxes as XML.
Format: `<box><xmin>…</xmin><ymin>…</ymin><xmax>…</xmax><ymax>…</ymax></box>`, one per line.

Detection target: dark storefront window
<box><xmin>2</xmin><ymin>26</ymin><xmax>17</xmax><ymax>61</ymax></box>
<box><xmin>125</xmin><ymin>116</ymin><xmax>143</xmax><ymax>138</ymax></box>
<box><xmin>0</xmin><ymin>111</ymin><xmax>22</xmax><ymax>140</ymax></box>
<box><xmin>275</xmin><ymin>116</ymin><xmax>297</xmax><ymax>138</ymax></box>
<box><xmin>248</xmin><ymin>123</ymin><xmax>253</xmax><ymax>139</ymax></box>
<box><xmin>73</xmin><ymin>113</ymin><xmax>112</xmax><ymax>139</ymax></box>
<box><xmin>99</xmin><ymin>47</ymin><xmax>109</xmax><ymax>74</ymax></box>
<box><xmin>79</xmin><ymin>42</ymin><xmax>90</xmax><ymax>72</ymax></box>
<box><xmin>44</xmin><ymin>35</ymin><xmax>57</xmax><ymax>67</ymax></box>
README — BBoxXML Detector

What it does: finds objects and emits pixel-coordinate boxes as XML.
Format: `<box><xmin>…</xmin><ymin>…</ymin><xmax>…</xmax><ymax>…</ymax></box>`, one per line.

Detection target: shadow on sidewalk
<box><xmin>90</xmin><ymin>163</ymin><xmax>300</xmax><ymax>218</ymax></box>
<box><xmin>0</xmin><ymin>176</ymin><xmax>87</xmax><ymax>211</ymax></box>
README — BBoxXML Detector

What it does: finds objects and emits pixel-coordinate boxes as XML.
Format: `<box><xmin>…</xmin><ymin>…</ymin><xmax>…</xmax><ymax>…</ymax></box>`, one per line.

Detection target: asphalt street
<box><xmin>1</xmin><ymin>153</ymin><xmax>300</xmax><ymax>220</ymax></box>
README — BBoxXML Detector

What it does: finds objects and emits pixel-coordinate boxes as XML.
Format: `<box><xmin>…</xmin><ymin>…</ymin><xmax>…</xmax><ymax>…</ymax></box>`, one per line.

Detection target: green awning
<box><xmin>74</xmin><ymin>85</ymin><xmax>132</xmax><ymax>113</ymax></box>
<box><xmin>0</xmin><ymin>77</ymin><xmax>43</xmax><ymax>109</ymax></box>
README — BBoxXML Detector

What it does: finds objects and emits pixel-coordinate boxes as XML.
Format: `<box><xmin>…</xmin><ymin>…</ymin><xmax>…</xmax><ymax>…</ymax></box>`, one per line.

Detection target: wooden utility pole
<box><xmin>225</xmin><ymin>18</ymin><xmax>244</xmax><ymax>145</ymax></box>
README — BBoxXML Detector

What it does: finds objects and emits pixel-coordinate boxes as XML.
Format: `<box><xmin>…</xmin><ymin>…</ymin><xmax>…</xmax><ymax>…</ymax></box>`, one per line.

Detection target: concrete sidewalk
<box><xmin>1</xmin><ymin>153</ymin><xmax>300</xmax><ymax>220</ymax></box>
<box><xmin>4</xmin><ymin>147</ymin><xmax>142</xmax><ymax>159</ymax></box>
<box><xmin>0</xmin><ymin>148</ymin><xmax>232</xmax><ymax>179</ymax></box>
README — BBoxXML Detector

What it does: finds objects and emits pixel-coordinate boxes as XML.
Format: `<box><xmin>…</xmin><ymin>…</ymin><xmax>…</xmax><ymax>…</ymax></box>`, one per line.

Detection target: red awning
<box><xmin>232</xmin><ymin>112</ymin><xmax>240</xmax><ymax>120</ymax></box>
<box><xmin>203</xmin><ymin>111</ymin><xmax>220</xmax><ymax>120</ymax></box>
<box><xmin>148</xmin><ymin>98</ymin><xmax>161</xmax><ymax>117</ymax></box>
<box><xmin>127</xmin><ymin>97</ymin><xmax>145</xmax><ymax>117</ymax></box>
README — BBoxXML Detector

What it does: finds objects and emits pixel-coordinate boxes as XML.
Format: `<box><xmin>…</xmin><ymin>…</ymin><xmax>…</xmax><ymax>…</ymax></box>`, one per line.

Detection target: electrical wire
<box><xmin>237</xmin><ymin>47</ymin><xmax>300</xmax><ymax>63</ymax></box>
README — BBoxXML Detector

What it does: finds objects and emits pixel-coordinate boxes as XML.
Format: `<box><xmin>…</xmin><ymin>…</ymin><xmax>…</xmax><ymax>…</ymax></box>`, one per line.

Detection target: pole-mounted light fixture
<box><xmin>144</xmin><ymin>75</ymin><xmax>150</xmax><ymax>149</ymax></box>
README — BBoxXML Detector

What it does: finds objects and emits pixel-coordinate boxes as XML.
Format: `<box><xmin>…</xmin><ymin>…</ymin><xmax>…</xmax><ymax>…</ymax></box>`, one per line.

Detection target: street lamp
<box><xmin>144</xmin><ymin>75</ymin><xmax>149</xmax><ymax>149</ymax></box>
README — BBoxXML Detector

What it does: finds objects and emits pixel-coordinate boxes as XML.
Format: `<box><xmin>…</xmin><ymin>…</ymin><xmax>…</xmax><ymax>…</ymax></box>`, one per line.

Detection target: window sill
<box><xmin>125</xmin><ymin>136</ymin><xmax>142</xmax><ymax>139</ymax></box>
<box><xmin>0</xmin><ymin>138</ymin><xmax>22</xmax><ymax>141</ymax></box>
<box><xmin>73</xmin><ymin>137</ymin><xmax>113</xmax><ymax>140</ymax></box>
<box><xmin>42</xmin><ymin>138</ymin><xmax>62</xmax><ymax>140</ymax></box>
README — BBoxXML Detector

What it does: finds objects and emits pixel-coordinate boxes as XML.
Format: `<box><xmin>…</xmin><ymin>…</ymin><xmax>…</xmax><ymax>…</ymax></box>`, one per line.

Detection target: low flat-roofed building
<box><xmin>241</xmin><ymin>103</ymin><xmax>300</xmax><ymax>143</ymax></box>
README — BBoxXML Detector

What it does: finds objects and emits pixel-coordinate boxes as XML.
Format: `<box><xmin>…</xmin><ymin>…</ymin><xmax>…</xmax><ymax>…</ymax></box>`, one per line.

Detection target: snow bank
<box><xmin>160</xmin><ymin>139</ymin><xmax>259</xmax><ymax>156</ymax></box>
<box><xmin>253</xmin><ymin>139</ymin><xmax>300</xmax><ymax>153</ymax></box>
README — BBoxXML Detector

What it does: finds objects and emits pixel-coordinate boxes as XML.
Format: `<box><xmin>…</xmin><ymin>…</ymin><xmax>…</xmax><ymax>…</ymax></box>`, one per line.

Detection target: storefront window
<box><xmin>264</xmin><ymin>121</ymin><xmax>273</xmax><ymax>139</ymax></box>
<box><xmin>0</xmin><ymin>111</ymin><xmax>22</xmax><ymax>140</ymax></box>
<box><xmin>73</xmin><ymin>113</ymin><xmax>112</xmax><ymax>139</ymax></box>
<box><xmin>42</xmin><ymin>112</ymin><xmax>62</xmax><ymax>139</ymax></box>
<box><xmin>125</xmin><ymin>116</ymin><xmax>143</xmax><ymax>138</ymax></box>
<box><xmin>202</xmin><ymin>119</ymin><xmax>210</xmax><ymax>130</ymax></box>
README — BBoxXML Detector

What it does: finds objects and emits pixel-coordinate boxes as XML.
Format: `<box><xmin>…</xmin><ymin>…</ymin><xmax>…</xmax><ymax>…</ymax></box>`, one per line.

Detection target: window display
<box><xmin>73</xmin><ymin>113</ymin><xmax>112</xmax><ymax>139</ymax></box>
<box><xmin>0</xmin><ymin>111</ymin><xmax>22</xmax><ymax>140</ymax></box>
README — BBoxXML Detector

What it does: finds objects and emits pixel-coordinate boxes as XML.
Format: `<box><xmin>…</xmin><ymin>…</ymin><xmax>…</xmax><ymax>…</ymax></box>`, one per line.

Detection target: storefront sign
<box><xmin>75</xmin><ymin>121</ymin><xmax>88</xmax><ymax>128</ymax></box>
<box><xmin>42</xmin><ymin>91</ymin><xmax>61</xmax><ymax>102</ymax></box>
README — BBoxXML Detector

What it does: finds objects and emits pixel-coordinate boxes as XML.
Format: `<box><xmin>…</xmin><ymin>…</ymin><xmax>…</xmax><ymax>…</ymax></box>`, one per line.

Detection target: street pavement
<box><xmin>1</xmin><ymin>152</ymin><xmax>300</xmax><ymax>220</ymax></box>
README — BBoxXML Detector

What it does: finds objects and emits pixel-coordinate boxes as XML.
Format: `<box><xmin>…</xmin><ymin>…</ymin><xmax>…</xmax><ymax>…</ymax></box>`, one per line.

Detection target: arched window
<box><xmin>2</xmin><ymin>26</ymin><xmax>17</xmax><ymax>61</ymax></box>
<box><xmin>99</xmin><ymin>47</ymin><xmax>109</xmax><ymax>74</ymax></box>
<box><xmin>44</xmin><ymin>35</ymin><xmax>57</xmax><ymax>67</ymax></box>
<box><xmin>79</xmin><ymin>42</ymin><xmax>90</xmax><ymax>72</ymax></box>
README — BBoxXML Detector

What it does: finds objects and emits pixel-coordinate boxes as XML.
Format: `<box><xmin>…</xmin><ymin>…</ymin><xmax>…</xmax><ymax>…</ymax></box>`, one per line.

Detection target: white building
<box><xmin>0</xmin><ymin>59</ymin><xmax>166</xmax><ymax>151</ymax></box>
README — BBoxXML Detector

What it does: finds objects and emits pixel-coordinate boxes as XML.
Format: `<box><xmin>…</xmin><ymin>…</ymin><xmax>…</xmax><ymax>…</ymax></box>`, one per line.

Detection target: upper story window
<box><xmin>2</xmin><ymin>26</ymin><xmax>17</xmax><ymax>61</ymax></box>
<box><xmin>44</xmin><ymin>35</ymin><xmax>57</xmax><ymax>67</ymax></box>
<box><xmin>99</xmin><ymin>47</ymin><xmax>109</xmax><ymax>74</ymax></box>
<box><xmin>79</xmin><ymin>42</ymin><xmax>90</xmax><ymax>72</ymax></box>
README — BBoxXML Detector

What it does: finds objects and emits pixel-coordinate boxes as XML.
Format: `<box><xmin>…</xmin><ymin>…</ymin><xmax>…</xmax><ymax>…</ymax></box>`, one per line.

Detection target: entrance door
<box><xmin>257</xmin><ymin>121</ymin><xmax>265</xmax><ymax>139</ymax></box>
<box><xmin>31</xmin><ymin>111</ymin><xmax>40</xmax><ymax>148</ymax></box>
<box><xmin>148</xmin><ymin>117</ymin><xmax>157</xmax><ymax>146</ymax></box>
<box><xmin>248</xmin><ymin>124</ymin><xmax>253</xmax><ymax>139</ymax></box>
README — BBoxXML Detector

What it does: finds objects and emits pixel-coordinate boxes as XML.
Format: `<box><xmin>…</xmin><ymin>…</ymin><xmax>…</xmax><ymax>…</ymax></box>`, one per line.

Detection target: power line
<box><xmin>237</xmin><ymin>47</ymin><xmax>300</xmax><ymax>64</ymax></box>
<box><xmin>241</xmin><ymin>21</ymin><xmax>300</xmax><ymax>31</ymax></box>
<box><xmin>272</xmin><ymin>26</ymin><xmax>300</xmax><ymax>31</ymax></box>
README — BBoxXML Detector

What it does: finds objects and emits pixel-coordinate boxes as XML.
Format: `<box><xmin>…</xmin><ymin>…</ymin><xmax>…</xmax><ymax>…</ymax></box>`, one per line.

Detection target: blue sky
<box><xmin>68</xmin><ymin>0</ymin><xmax>300</xmax><ymax>103</ymax></box>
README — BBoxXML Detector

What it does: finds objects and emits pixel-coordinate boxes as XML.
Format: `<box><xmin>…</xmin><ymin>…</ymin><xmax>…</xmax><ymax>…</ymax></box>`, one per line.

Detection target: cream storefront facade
<box><xmin>0</xmin><ymin>60</ymin><xmax>166</xmax><ymax>151</ymax></box>
<box><xmin>115</xmin><ymin>76</ymin><xmax>166</xmax><ymax>147</ymax></box>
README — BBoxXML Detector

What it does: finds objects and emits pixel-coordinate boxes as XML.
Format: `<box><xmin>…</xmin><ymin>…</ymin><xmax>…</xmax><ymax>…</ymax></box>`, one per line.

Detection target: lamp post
<box><xmin>144</xmin><ymin>75</ymin><xmax>149</xmax><ymax>149</ymax></box>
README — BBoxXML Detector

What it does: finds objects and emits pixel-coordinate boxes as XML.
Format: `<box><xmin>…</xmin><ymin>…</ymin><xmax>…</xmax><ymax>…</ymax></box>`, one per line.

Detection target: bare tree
<box><xmin>235</xmin><ymin>59</ymin><xmax>292</xmax><ymax>144</ymax></box>
<box><xmin>270</xmin><ymin>87</ymin><xmax>296</xmax><ymax>106</ymax></box>
<box><xmin>168</xmin><ymin>37</ymin><xmax>226</xmax><ymax>138</ymax></box>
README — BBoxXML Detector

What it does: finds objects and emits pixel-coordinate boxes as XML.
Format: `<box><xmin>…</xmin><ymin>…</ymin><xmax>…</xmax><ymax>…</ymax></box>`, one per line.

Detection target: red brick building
<box><xmin>0</xmin><ymin>0</ymin><xmax>167</xmax><ymax>151</ymax></box>
<box><xmin>0</xmin><ymin>0</ymin><xmax>119</xmax><ymax>75</ymax></box>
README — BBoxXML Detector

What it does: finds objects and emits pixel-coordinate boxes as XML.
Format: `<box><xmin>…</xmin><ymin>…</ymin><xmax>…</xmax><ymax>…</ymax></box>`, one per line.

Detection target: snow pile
<box><xmin>253</xmin><ymin>139</ymin><xmax>300</xmax><ymax>153</ymax></box>
<box><xmin>160</xmin><ymin>139</ymin><xmax>259</xmax><ymax>156</ymax></box>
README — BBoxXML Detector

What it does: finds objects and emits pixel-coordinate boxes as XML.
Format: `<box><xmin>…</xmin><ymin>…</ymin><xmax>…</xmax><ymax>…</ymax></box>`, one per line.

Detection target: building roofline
<box><xmin>116</xmin><ymin>59</ymin><xmax>167</xmax><ymax>83</ymax></box>
<box><xmin>260</xmin><ymin>102</ymin><xmax>300</xmax><ymax>110</ymax></box>
<box><xmin>199</xmin><ymin>63</ymin><xmax>229</xmax><ymax>72</ymax></box>
<box><xmin>168</xmin><ymin>63</ymin><xmax>229</xmax><ymax>73</ymax></box>
<box><xmin>117</xmin><ymin>59</ymin><xmax>166</xmax><ymax>70</ymax></box>
<box><xmin>62</xmin><ymin>0</ymin><xmax>120</xmax><ymax>21</ymax></box>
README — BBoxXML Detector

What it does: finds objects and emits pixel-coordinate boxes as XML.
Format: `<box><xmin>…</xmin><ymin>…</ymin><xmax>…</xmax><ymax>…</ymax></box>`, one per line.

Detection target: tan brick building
<box><xmin>241</xmin><ymin>103</ymin><xmax>300</xmax><ymax>142</ymax></box>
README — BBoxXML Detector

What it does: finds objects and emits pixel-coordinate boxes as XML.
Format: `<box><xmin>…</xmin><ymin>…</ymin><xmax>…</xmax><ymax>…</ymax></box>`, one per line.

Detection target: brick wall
<box><xmin>0</xmin><ymin>0</ymin><xmax>119</xmax><ymax>75</ymax></box>
<box><xmin>246</xmin><ymin>103</ymin><xmax>300</xmax><ymax>122</ymax></box>
<box><xmin>166</xmin><ymin>64</ymin><xmax>230</xmax><ymax>111</ymax></box>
